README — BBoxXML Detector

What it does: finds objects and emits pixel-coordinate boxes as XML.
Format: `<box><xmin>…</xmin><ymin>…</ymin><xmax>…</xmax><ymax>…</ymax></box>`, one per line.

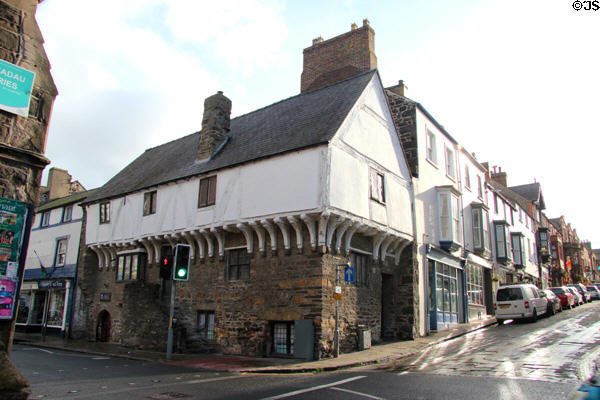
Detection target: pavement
<box><xmin>13</xmin><ymin>317</ymin><xmax>497</xmax><ymax>374</ymax></box>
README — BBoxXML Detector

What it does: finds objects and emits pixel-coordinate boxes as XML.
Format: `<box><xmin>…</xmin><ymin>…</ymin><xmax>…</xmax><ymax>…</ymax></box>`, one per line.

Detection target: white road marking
<box><xmin>260</xmin><ymin>375</ymin><xmax>367</xmax><ymax>400</ymax></box>
<box><xmin>330</xmin><ymin>386</ymin><xmax>387</xmax><ymax>399</ymax></box>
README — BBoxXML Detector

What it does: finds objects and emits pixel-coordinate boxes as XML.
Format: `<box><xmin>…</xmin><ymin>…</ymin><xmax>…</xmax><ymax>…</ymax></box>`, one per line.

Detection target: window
<box><xmin>464</xmin><ymin>165</ymin><xmax>471</xmax><ymax>189</ymax></box>
<box><xmin>40</xmin><ymin>211</ymin><xmax>50</xmax><ymax>227</ymax></box>
<box><xmin>116</xmin><ymin>253</ymin><xmax>143</xmax><ymax>281</ymax></box>
<box><xmin>493</xmin><ymin>194</ymin><xmax>498</xmax><ymax>214</ymax></box>
<box><xmin>197</xmin><ymin>311</ymin><xmax>215</xmax><ymax>340</ymax></box>
<box><xmin>99</xmin><ymin>202</ymin><xmax>110</xmax><ymax>224</ymax></box>
<box><xmin>369</xmin><ymin>169</ymin><xmax>385</xmax><ymax>203</ymax></box>
<box><xmin>445</xmin><ymin>146</ymin><xmax>456</xmax><ymax>180</ymax></box>
<box><xmin>551</xmin><ymin>243</ymin><xmax>557</xmax><ymax>259</ymax></box>
<box><xmin>494</xmin><ymin>221</ymin><xmax>511</xmax><ymax>261</ymax></box>
<box><xmin>227</xmin><ymin>248</ymin><xmax>250</xmax><ymax>281</ymax></box>
<box><xmin>511</xmin><ymin>233</ymin><xmax>525</xmax><ymax>266</ymax></box>
<box><xmin>272</xmin><ymin>321</ymin><xmax>294</xmax><ymax>355</ymax></box>
<box><xmin>350</xmin><ymin>252</ymin><xmax>370</xmax><ymax>287</ymax></box>
<box><xmin>62</xmin><ymin>206</ymin><xmax>72</xmax><ymax>223</ymax></box>
<box><xmin>198</xmin><ymin>176</ymin><xmax>217</xmax><ymax>208</ymax></box>
<box><xmin>467</xmin><ymin>264</ymin><xmax>484</xmax><ymax>305</ymax></box>
<box><xmin>54</xmin><ymin>239</ymin><xmax>67</xmax><ymax>267</ymax></box>
<box><xmin>143</xmin><ymin>191</ymin><xmax>157</xmax><ymax>216</ymax></box>
<box><xmin>426</xmin><ymin>129</ymin><xmax>437</xmax><ymax>164</ymax></box>
<box><xmin>477</xmin><ymin>175</ymin><xmax>483</xmax><ymax>199</ymax></box>
<box><xmin>472</xmin><ymin>206</ymin><xmax>490</xmax><ymax>253</ymax></box>
<box><xmin>438</xmin><ymin>189</ymin><xmax>462</xmax><ymax>248</ymax></box>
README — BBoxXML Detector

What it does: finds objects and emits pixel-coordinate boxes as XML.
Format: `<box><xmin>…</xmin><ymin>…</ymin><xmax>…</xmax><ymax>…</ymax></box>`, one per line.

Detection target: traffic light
<box><xmin>160</xmin><ymin>254</ymin><xmax>172</xmax><ymax>280</ymax></box>
<box><xmin>173</xmin><ymin>244</ymin><xmax>191</xmax><ymax>281</ymax></box>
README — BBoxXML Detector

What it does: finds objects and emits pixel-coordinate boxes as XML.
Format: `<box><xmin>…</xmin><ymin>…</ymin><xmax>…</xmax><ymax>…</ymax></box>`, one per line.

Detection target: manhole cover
<box><xmin>147</xmin><ymin>393</ymin><xmax>191</xmax><ymax>399</ymax></box>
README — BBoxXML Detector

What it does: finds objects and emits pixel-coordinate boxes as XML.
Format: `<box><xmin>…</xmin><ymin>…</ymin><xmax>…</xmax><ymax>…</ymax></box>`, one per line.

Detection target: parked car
<box><xmin>569</xmin><ymin>283</ymin><xmax>591</xmax><ymax>303</ymax></box>
<box><xmin>494</xmin><ymin>284</ymin><xmax>548</xmax><ymax>324</ymax></box>
<box><xmin>567</xmin><ymin>286</ymin><xmax>584</xmax><ymax>306</ymax></box>
<box><xmin>586</xmin><ymin>285</ymin><xmax>600</xmax><ymax>301</ymax></box>
<box><xmin>542</xmin><ymin>289</ymin><xmax>562</xmax><ymax>315</ymax></box>
<box><xmin>550</xmin><ymin>286</ymin><xmax>576</xmax><ymax>310</ymax></box>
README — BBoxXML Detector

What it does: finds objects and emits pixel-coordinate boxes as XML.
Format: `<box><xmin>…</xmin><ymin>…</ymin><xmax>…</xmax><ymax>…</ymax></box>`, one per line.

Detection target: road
<box><xmin>11</xmin><ymin>302</ymin><xmax>599</xmax><ymax>399</ymax></box>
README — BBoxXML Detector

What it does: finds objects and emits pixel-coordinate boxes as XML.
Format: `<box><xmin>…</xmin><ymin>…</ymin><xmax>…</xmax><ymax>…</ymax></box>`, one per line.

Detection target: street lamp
<box><xmin>334</xmin><ymin>262</ymin><xmax>350</xmax><ymax>358</ymax></box>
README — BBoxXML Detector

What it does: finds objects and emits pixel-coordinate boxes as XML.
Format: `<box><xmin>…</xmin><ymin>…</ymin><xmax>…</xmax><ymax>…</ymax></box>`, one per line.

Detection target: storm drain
<box><xmin>147</xmin><ymin>392</ymin><xmax>191</xmax><ymax>399</ymax></box>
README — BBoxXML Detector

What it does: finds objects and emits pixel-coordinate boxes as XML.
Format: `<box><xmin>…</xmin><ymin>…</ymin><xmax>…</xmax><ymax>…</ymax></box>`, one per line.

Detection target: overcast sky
<box><xmin>36</xmin><ymin>0</ymin><xmax>600</xmax><ymax>246</ymax></box>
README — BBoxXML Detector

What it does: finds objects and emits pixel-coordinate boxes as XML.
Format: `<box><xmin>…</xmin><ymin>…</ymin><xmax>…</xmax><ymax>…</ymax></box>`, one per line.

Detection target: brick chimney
<box><xmin>387</xmin><ymin>80</ymin><xmax>406</xmax><ymax>97</ymax></box>
<box><xmin>197</xmin><ymin>91</ymin><xmax>232</xmax><ymax>162</ymax></box>
<box><xmin>301</xmin><ymin>19</ymin><xmax>377</xmax><ymax>93</ymax></box>
<box><xmin>490</xmin><ymin>166</ymin><xmax>507</xmax><ymax>187</ymax></box>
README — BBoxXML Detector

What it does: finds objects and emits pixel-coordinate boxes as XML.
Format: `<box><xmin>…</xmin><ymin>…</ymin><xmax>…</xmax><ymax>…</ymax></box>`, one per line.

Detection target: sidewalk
<box><xmin>13</xmin><ymin>317</ymin><xmax>497</xmax><ymax>374</ymax></box>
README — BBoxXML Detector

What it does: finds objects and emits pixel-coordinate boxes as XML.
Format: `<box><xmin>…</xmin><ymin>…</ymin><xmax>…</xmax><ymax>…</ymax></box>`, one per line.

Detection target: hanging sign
<box><xmin>0</xmin><ymin>59</ymin><xmax>35</xmax><ymax>117</ymax></box>
<box><xmin>0</xmin><ymin>197</ymin><xmax>30</xmax><ymax>320</ymax></box>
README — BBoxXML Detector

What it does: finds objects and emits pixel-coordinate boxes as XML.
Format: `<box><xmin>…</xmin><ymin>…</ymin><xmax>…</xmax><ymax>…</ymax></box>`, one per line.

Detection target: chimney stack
<box><xmin>490</xmin><ymin>165</ymin><xmax>507</xmax><ymax>187</ymax></box>
<box><xmin>300</xmin><ymin>20</ymin><xmax>377</xmax><ymax>93</ymax></box>
<box><xmin>197</xmin><ymin>91</ymin><xmax>232</xmax><ymax>162</ymax></box>
<box><xmin>387</xmin><ymin>80</ymin><xmax>406</xmax><ymax>97</ymax></box>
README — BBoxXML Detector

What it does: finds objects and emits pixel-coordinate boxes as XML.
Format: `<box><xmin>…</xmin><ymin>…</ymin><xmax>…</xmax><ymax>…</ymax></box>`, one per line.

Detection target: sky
<box><xmin>35</xmin><ymin>0</ymin><xmax>600</xmax><ymax>245</ymax></box>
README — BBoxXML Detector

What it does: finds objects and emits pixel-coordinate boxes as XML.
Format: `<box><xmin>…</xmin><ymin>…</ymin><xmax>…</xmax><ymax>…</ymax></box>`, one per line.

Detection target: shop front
<box><xmin>427</xmin><ymin>248</ymin><xmax>465</xmax><ymax>331</ymax></box>
<box><xmin>16</xmin><ymin>279</ymin><xmax>71</xmax><ymax>336</ymax></box>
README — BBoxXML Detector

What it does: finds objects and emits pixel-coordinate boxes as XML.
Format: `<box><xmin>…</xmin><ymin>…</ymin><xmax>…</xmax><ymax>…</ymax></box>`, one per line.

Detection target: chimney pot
<box><xmin>363</xmin><ymin>18</ymin><xmax>370</xmax><ymax>26</ymax></box>
<box><xmin>312</xmin><ymin>36</ymin><xmax>323</xmax><ymax>45</ymax></box>
<box><xmin>351</xmin><ymin>23</ymin><xmax>358</xmax><ymax>30</ymax></box>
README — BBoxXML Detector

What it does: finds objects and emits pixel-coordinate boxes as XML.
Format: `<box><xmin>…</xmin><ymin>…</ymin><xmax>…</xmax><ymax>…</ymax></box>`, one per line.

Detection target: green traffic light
<box><xmin>177</xmin><ymin>268</ymin><xmax>187</xmax><ymax>278</ymax></box>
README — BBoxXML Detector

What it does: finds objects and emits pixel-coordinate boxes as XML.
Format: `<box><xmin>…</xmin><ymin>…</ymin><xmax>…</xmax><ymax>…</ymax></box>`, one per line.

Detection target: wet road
<box><xmin>378</xmin><ymin>301</ymin><xmax>600</xmax><ymax>383</ymax></box>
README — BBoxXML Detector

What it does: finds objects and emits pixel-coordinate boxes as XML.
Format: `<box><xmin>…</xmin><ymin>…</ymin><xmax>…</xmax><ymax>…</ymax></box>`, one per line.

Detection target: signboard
<box><xmin>0</xmin><ymin>59</ymin><xmax>35</xmax><ymax>117</ymax></box>
<box><xmin>38</xmin><ymin>280</ymin><xmax>66</xmax><ymax>289</ymax></box>
<box><xmin>344</xmin><ymin>266</ymin><xmax>354</xmax><ymax>283</ymax></box>
<box><xmin>0</xmin><ymin>198</ymin><xmax>30</xmax><ymax>320</ymax></box>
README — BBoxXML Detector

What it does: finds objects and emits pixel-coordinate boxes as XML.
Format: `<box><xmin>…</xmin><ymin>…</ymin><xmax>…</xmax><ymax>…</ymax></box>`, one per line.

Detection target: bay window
<box><xmin>494</xmin><ymin>221</ymin><xmax>512</xmax><ymax>262</ymax></box>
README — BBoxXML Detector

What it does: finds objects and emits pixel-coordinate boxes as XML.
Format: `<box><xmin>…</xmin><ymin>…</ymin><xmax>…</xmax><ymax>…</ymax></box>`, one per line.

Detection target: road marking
<box><xmin>260</xmin><ymin>375</ymin><xmax>367</xmax><ymax>400</ymax></box>
<box><xmin>92</xmin><ymin>357</ymin><xmax>110</xmax><ymax>360</ymax></box>
<box><xmin>330</xmin><ymin>386</ymin><xmax>386</xmax><ymax>399</ymax></box>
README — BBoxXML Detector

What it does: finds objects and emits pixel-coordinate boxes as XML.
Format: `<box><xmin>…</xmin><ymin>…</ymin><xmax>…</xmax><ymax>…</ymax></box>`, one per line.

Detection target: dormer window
<box><xmin>511</xmin><ymin>233</ymin><xmax>525</xmax><ymax>267</ymax></box>
<box><xmin>472</xmin><ymin>204</ymin><xmax>490</xmax><ymax>254</ymax></box>
<box><xmin>438</xmin><ymin>186</ymin><xmax>462</xmax><ymax>251</ymax></box>
<box><xmin>494</xmin><ymin>221</ymin><xmax>512</xmax><ymax>263</ymax></box>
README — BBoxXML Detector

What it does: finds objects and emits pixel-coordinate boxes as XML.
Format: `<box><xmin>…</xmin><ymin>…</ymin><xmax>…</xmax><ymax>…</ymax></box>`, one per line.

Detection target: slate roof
<box><xmin>84</xmin><ymin>70</ymin><xmax>378</xmax><ymax>204</ymax></box>
<box><xmin>37</xmin><ymin>189</ymin><xmax>98</xmax><ymax>212</ymax></box>
<box><xmin>509</xmin><ymin>183</ymin><xmax>544</xmax><ymax>208</ymax></box>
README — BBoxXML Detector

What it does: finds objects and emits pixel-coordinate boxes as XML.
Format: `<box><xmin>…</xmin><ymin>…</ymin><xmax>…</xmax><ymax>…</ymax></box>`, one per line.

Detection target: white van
<box><xmin>494</xmin><ymin>284</ymin><xmax>548</xmax><ymax>324</ymax></box>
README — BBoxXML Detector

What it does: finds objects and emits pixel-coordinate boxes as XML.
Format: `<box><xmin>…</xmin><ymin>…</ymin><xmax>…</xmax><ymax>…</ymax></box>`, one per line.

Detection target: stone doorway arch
<box><xmin>96</xmin><ymin>310</ymin><xmax>111</xmax><ymax>342</ymax></box>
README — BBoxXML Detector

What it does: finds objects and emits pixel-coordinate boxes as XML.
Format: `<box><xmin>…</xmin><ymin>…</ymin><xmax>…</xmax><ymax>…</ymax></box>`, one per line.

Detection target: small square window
<box><xmin>198</xmin><ymin>176</ymin><xmax>217</xmax><ymax>208</ymax></box>
<box><xmin>62</xmin><ymin>206</ymin><xmax>72</xmax><ymax>223</ymax></box>
<box><xmin>227</xmin><ymin>249</ymin><xmax>250</xmax><ymax>281</ymax></box>
<box><xmin>143</xmin><ymin>191</ymin><xmax>157</xmax><ymax>216</ymax></box>
<box><xmin>99</xmin><ymin>202</ymin><xmax>110</xmax><ymax>224</ymax></box>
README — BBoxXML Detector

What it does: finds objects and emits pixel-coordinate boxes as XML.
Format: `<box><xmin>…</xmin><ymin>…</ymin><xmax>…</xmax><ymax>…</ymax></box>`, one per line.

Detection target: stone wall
<box><xmin>385</xmin><ymin>90</ymin><xmax>418</xmax><ymax>178</ymax></box>
<box><xmin>78</xmin><ymin>226</ymin><xmax>419</xmax><ymax>359</ymax></box>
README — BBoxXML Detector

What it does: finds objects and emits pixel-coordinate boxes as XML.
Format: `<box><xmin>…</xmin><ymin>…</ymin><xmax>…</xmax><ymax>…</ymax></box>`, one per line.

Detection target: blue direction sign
<box><xmin>344</xmin><ymin>266</ymin><xmax>354</xmax><ymax>283</ymax></box>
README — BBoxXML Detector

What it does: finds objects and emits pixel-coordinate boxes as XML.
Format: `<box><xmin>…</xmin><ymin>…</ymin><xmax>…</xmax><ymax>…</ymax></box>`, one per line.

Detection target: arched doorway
<box><xmin>96</xmin><ymin>310</ymin><xmax>111</xmax><ymax>342</ymax></box>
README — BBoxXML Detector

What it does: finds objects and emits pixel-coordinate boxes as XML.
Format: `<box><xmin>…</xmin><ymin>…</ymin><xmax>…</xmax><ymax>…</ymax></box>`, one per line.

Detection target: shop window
<box><xmin>272</xmin><ymin>321</ymin><xmax>294</xmax><ymax>355</ymax></box>
<box><xmin>197</xmin><ymin>311</ymin><xmax>215</xmax><ymax>340</ymax></box>
<box><xmin>467</xmin><ymin>264</ymin><xmax>484</xmax><ymax>305</ymax></box>
<box><xmin>198</xmin><ymin>175</ymin><xmax>217</xmax><ymax>208</ymax></box>
<box><xmin>227</xmin><ymin>248</ymin><xmax>250</xmax><ymax>281</ymax></box>
<box><xmin>143</xmin><ymin>191</ymin><xmax>157</xmax><ymax>216</ymax></box>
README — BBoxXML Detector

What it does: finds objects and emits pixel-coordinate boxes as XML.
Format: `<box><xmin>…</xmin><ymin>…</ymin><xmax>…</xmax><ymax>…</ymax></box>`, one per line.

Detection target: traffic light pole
<box><xmin>166</xmin><ymin>278</ymin><xmax>175</xmax><ymax>360</ymax></box>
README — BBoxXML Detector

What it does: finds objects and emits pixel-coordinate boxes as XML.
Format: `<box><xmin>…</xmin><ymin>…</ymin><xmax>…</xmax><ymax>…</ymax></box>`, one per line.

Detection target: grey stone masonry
<box><xmin>385</xmin><ymin>90</ymin><xmax>418</xmax><ymax>178</ymax></box>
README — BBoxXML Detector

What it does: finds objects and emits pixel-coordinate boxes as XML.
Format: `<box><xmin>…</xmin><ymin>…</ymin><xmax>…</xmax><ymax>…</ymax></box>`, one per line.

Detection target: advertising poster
<box><xmin>0</xmin><ymin>197</ymin><xmax>29</xmax><ymax>320</ymax></box>
<box><xmin>0</xmin><ymin>59</ymin><xmax>36</xmax><ymax>118</ymax></box>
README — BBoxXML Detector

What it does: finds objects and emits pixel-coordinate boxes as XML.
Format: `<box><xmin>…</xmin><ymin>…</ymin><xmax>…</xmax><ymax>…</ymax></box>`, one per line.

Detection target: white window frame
<box><xmin>464</xmin><ymin>164</ymin><xmax>471</xmax><ymax>190</ymax></box>
<box><xmin>472</xmin><ymin>207</ymin><xmax>490</xmax><ymax>252</ymax></box>
<box><xmin>426</xmin><ymin>128</ymin><xmax>437</xmax><ymax>165</ymax></box>
<box><xmin>438</xmin><ymin>187</ymin><xmax>462</xmax><ymax>245</ymax></box>
<box><xmin>369</xmin><ymin>169</ymin><xmax>385</xmax><ymax>204</ymax></box>
<box><xmin>444</xmin><ymin>145</ymin><xmax>456</xmax><ymax>180</ymax></box>
<box><xmin>62</xmin><ymin>205</ymin><xmax>72</xmax><ymax>223</ymax></box>
<box><xmin>511</xmin><ymin>233</ymin><xmax>525</xmax><ymax>266</ymax></box>
<box><xmin>54</xmin><ymin>238</ymin><xmax>68</xmax><ymax>267</ymax></box>
<box><xmin>41</xmin><ymin>211</ymin><xmax>50</xmax><ymax>227</ymax></box>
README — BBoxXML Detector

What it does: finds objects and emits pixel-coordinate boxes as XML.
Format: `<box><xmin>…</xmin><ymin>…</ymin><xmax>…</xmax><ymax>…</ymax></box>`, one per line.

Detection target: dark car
<box><xmin>550</xmin><ymin>286</ymin><xmax>575</xmax><ymax>310</ymax></box>
<box><xmin>543</xmin><ymin>289</ymin><xmax>561</xmax><ymax>315</ymax></box>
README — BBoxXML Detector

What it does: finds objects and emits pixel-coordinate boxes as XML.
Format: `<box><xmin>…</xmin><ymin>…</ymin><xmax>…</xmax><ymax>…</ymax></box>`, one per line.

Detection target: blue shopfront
<box><xmin>427</xmin><ymin>248</ymin><xmax>466</xmax><ymax>331</ymax></box>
